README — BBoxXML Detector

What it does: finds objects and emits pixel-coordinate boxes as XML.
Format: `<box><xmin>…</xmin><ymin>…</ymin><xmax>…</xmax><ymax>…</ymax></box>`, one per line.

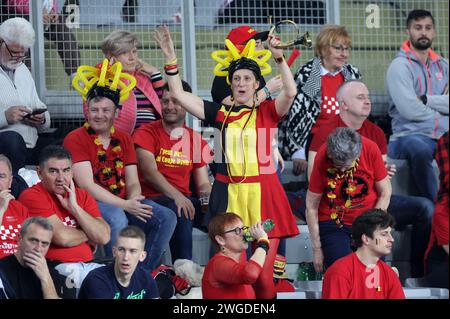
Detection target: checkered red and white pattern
<box><xmin>63</xmin><ymin>216</ymin><xmax>77</xmax><ymax>228</ymax></box>
<box><xmin>322</xmin><ymin>95</ymin><xmax>340</xmax><ymax>114</ymax></box>
<box><xmin>0</xmin><ymin>224</ymin><xmax>21</xmax><ymax>241</ymax></box>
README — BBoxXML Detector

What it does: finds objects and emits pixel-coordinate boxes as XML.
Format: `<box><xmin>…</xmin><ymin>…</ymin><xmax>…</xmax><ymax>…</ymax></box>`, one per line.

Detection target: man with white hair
<box><xmin>0</xmin><ymin>17</ymin><xmax>51</xmax><ymax>175</ymax></box>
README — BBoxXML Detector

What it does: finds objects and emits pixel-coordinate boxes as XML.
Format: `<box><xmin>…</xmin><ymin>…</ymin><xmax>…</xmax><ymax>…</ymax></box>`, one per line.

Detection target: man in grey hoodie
<box><xmin>386</xmin><ymin>9</ymin><xmax>448</xmax><ymax>202</ymax></box>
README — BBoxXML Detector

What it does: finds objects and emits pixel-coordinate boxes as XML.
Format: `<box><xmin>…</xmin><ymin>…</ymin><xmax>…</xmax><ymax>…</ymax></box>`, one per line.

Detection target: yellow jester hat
<box><xmin>72</xmin><ymin>59</ymin><xmax>137</xmax><ymax>106</ymax></box>
<box><xmin>211</xmin><ymin>38</ymin><xmax>272</xmax><ymax>84</ymax></box>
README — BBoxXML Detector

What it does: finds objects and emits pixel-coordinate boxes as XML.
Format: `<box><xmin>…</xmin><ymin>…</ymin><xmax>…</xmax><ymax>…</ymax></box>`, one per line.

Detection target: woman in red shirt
<box><xmin>202</xmin><ymin>213</ymin><xmax>270</xmax><ymax>299</ymax></box>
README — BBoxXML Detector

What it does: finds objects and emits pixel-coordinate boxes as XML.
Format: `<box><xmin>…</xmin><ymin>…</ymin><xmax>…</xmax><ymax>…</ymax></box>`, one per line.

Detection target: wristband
<box><xmin>165</xmin><ymin>69</ymin><xmax>179</xmax><ymax>76</ymax></box>
<box><xmin>256</xmin><ymin>240</ymin><xmax>270</xmax><ymax>254</ymax></box>
<box><xmin>263</xmin><ymin>86</ymin><xmax>271</xmax><ymax>100</ymax></box>
<box><xmin>165</xmin><ymin>58</ymin><xmax>178</xmax><ymax>66</ymax></box>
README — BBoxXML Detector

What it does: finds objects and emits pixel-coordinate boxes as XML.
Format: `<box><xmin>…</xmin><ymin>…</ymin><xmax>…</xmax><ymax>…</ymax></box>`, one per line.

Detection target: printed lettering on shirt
<box><xmin>155</xmin><ymin>148</ymin><xmax>192</xmax><ymax>167</ymax></box>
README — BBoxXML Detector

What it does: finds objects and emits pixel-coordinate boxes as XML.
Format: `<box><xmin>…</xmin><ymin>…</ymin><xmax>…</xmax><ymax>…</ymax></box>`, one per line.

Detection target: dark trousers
<box><xmin>0</xmin><ymin>131</ymin><xmax>61</xmax><ymax>174</ymax></box>
<box><xmin>45</xmin><ymin>15</ymin><xmax>81</xmax><ymax>76</ymax></box>
<box><xmin>319</xmin><ymin>220</ymin><xmax>353</xmax><ymax>269</ymax></box>
<box><xmin>388</xmin><ymin>194</ymin><xmax>434</xmax><ymax>278</ymax></box>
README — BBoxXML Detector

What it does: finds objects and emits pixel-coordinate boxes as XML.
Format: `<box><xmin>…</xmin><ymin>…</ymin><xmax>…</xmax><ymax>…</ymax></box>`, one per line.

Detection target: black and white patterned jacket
<box><xmin>278</xmin><ymin>57</ymin><xmax>362</xmax><ymax>159</ymax></box>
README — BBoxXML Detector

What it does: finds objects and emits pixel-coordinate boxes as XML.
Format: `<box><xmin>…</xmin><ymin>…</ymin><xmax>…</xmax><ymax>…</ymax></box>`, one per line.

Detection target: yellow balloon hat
<box><xmin>211</xmin><ymin>39</ymin><xmax>272</xmax><ymax>84</ymax></box>
<box><xmin>72</xmin><ymin>59</ymin><xmax>137</xmax><ymax>103</ymax></box>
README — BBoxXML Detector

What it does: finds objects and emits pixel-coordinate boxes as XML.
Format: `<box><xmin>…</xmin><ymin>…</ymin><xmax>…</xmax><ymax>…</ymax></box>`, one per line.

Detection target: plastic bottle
<box><xmin>243</xmin><ymin>219</ymin><xmax>275</xmax><ymax>242</ymax></box>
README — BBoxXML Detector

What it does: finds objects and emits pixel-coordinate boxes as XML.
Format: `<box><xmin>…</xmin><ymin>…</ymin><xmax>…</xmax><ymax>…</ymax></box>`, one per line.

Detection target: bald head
<box><xmin>337</xmin><ymin>80</ymin><xmax>371</xmax><ymax>122</ymax></box>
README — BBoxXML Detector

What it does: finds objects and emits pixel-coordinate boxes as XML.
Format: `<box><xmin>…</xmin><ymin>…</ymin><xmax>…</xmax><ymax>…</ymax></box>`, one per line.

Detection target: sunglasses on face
<box><xmin>223</xmin><ymin>226</ymin><xmax>249</xmax><ymax>236</ymax></box>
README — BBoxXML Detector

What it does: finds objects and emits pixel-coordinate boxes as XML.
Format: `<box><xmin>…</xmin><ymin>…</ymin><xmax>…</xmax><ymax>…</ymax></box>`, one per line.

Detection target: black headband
<box><xmin>228</xmin><ymin>57</ymin><xmax>262</xmax><ymax>84</ymax></box>
<box><xmin>86</xmin><ymin>85</ymin><xmax>121</xmax><ymax>108</ymax></box>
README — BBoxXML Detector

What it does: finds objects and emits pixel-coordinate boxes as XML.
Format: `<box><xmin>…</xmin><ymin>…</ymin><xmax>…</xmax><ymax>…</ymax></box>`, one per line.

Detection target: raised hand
<box><xmin>154</xmin><ymin>25</ymin><xmax>177</xmax><ymax>62</ymax></box>
<box><xmin>267</xmin><ymin>35</ymin><xmax>284</xmax><ymax>60</ymax></box>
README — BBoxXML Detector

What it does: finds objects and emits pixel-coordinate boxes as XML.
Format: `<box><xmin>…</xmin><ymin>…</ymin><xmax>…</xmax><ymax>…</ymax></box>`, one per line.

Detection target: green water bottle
<box><xmin>243</xmin><ymin>219</ymin><xmax>275</xmax><ymax>242</ymax></box>
<box><xmin>297</xmin><ymin>262</ymin><xmax>309</xmax><ymax>281</ymax></box>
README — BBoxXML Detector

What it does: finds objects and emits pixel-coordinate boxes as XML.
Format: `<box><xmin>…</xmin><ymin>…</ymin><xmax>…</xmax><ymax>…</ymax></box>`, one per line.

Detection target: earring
<box><xmin>230</xmin><ymin>94</ymin><xmax>234</xmax><ymax>102</ymax></box>
<box><xmin>220</xmin><ymin>246</ymin><xmax>225</xmax><ymax>252</ymax></box>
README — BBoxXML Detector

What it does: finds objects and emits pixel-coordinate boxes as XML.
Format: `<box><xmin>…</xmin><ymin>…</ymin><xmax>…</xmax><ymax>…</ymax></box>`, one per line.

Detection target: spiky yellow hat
<box><xmin>72</xmin><ymin>59</ymin><xmax>137</xmax><ymax>105</ymax></box>
<box><xmin>211</xmin><ymin>39</ymin><xmax>272</xmax><ymax>84</ymax></box>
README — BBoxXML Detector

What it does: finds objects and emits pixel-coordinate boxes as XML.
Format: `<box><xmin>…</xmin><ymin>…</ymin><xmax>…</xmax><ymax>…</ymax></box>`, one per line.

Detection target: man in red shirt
<box><xmin>63</xmin><ymin>83</ymin><xmax>176</xmax><ymax>272</ymax></box>
<box><xmin>322</xmin><ymin>208</ymin><xmax>405</xmax><ymax>299</ymax></box>
<box><xmin>19</xmin><ymin>145</ymin><xmax>110</xmax><ymax>290</ymax></box>
<box><xmin>0</xmin><ymin>154</ymin><xmax>28</xmax><ymax>259</ymax></box>
<box><xmin>308</xmin><ymin>80</ymin><xmax>434</xmax><ymax>278</ymax></box>
<box><xmin>133</xmin><ymin>81</ymin><xmax>212</xmax><ymax>263</ymax></box>
<box><xmin>306</xmin><ymin>127</ymin><xmax>391</xmax><ymax>272</ymax></box>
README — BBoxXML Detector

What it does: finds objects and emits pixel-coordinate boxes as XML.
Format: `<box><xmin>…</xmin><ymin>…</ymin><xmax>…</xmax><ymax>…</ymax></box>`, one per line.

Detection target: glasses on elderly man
<box><xmin>1</xmin><ymin>41</ymin><xmax>29</xmax><ymax>60</ymax></box>
<box><xmin>331</xmin><ymin>45</ymin><xmax>351</xmax><ymax>53</ymax></box>
<box><xmin>223</xmin><ymin>226</ymin><xmax>249</xmax><ymax>236</ymax></box>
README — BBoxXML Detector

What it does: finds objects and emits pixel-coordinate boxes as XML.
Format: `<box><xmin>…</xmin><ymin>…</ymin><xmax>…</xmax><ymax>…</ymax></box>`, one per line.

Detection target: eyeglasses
<box><xmin>223</xmin><ymin>226</ymin><xmax>249</xmax><ymax>236</ymax></box>
<box><xmin>330</xmin><ymin>45</ymin><xmax>351</xmax><ymax>53</ymax></box>
<box><xmin>1</xmin><ymin>41</ymin><xmax>29</xmax><ymax>60</ymax></box>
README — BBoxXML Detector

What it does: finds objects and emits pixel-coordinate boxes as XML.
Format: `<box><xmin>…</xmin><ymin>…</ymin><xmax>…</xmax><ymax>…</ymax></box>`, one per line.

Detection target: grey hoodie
<box><xmin>386</xmin><ymin>40</ymin><xmax>448</xmax><ymax>140</ymax></box>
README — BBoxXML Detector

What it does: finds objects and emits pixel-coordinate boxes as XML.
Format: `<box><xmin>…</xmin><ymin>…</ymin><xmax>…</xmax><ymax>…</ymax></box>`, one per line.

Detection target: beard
<box><xmin>411</xmin><ymin>37</ymin><xmax>433</xmax><ymax>50</ymax></box>
<box><xmin>0</xmin><ymin>58</ymin><xmax>22</xmax><ymax>70</ymax></box>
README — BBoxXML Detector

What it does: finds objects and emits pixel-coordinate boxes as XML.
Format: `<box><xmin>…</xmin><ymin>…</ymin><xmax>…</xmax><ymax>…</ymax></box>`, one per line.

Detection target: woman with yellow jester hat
<box><xmin>155</xmin><ymin>26</ymin><xmax>299</xmax><ymax>299</ymax></box>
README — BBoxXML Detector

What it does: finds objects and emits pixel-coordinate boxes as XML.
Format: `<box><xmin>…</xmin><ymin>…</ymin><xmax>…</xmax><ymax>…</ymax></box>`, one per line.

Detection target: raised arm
<box><xmin>154</xmin><ymin>25</ymin><xmax>205</xmax><ymax>120</ymax></box>
<box><xmin>268</xmin><ymin>37</ymin><xmax>297</xmax><ymax>117</ymax></box>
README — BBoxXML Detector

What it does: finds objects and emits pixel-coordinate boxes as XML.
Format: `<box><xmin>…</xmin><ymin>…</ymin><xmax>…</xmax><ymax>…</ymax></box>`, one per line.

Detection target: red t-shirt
<box><xmin>312</xmin><ymin>73</ymin><xmax>344</xmax><ymax>134</ymax></box>
<box><xmin>322</xmin><ymin>252</ymin><xmax>405</xmax><ymax>299</ymax></box>
<box><xmin>310</xmin><ymin>116</ymin><xmax>388</xmax><ymax>155</ymax></box>
<box><xmin>202</xmin><ymin>253</ymin><xmax>262</xmax><ymax>299</ymax></box>
<box><xmin>424</xmin><ymin>196</ymin><xmax>449</xmax><ymax>261</ymax></box>
<box><xmin>309</xmin><ymin>137</ymin><xmax>388</xmax><ymax>225</ymax></box>
<box><xmin>133</xmin><ymin>120</ymin><xmax>212</xmax><ymax>198</ymax></box>
<box><xmin>18</xmin><ymin>183</ymin><xmax>102</xmax><ymax>263</ymax></box>
<box><xmin>63</xmin><ymin>127</ymin><xmax>137</xmax><ymax>199</ymax></box>
<box><xmin>0</xmin><ymin>200</ymin><xmax>29</xmax><ymax>259</ymax></box>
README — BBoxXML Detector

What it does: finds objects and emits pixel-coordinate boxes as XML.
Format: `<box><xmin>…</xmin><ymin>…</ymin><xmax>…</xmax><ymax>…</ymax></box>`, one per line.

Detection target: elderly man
<box><xmin>306</xmin><ymin>127</ymin><xmax>391</xmax><ymax>272</ymax></box>
<box><xmin>0</xmin><ymin>154</ymin><xmax>29</xmax><ymax>260</ymax></box>
<box><xmin>0</xmin><ymin>18</ymin><xmax>51</xmax><ymax>174</ymax></box>
<box><xmin>307</xmin><ymin>80</ymin><xmax>434</xmax><ymax>278</ymax></box>
<box><xmin>386</xmin><ymin>9</ymin><xmax>448</xmax><ymax>202</ymax></box>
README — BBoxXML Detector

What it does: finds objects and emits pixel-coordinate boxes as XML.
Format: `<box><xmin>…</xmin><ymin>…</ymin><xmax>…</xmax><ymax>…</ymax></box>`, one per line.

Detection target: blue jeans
<box><xmin>388</xmin><ymin>194</ymin><xmax>434</xmax><ymax>278</ymax></box>
<box><xmin>318</xmin><ymin>220</ymin><xmax>353</xmax><ymax>269</ymax></box>
<box><xmin>97</xmin><ymin>199</ymin><xmax>177</xmax><ymax>272</ymax></box>
<box><xmin>152</xmin><ymin>195</ymin><xmax>201</xmax><ymax>263</ymax></box>
<box><xmin>388</xmin><ymin>135</ymin><xmax>438</xmax><ymax>201</ymax></box>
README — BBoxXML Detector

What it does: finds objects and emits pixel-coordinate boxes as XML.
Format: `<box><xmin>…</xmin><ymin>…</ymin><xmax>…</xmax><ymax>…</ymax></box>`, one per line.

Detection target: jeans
<box><xmin>97</xmin><ymin>199</ymin><xmax>176</xmax><ymax>272</ymax></box>
<box><xmin>388</xmin><ymin>194</ymin><xmax>434</xmax><ymax>278</ymax></box>
<box><xmin>152</xmin><ymin>195</ymin><xmax>201</xmax><ymax>263</ymax></box>
<box><xmin>0</xmin><ymin>131</ymin><xmax>27</xmax><ymax>174</ymax></box>
<box><xmin>318</xmin><ymin>220</ymin><xmax>353</xmax><ymax>269</ymax></box>
<box><xmin>127</xmin><ymin>199</ymin><xmax>177</xmax><ymax>272</ymax></box>
<box><xmin>388</xmin><ymin>135</ymin><xmax>438</xmax><ymax>201</ymax></box>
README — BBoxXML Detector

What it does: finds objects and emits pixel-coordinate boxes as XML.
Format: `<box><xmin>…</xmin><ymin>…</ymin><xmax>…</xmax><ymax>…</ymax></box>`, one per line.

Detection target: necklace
<box><xmin>326</xmin><ymin>159</ymin><xmax>360</xmax><ymax>227</ymax></box>
<box><xmin>219</xmin><ymin>103</ymin><xmax>256</xmax><ymax>184</ymax></box>
<box><xmin>84</xmin><ymin>122</ymin><xmax>125</xmax><ymax>194</ymax></box>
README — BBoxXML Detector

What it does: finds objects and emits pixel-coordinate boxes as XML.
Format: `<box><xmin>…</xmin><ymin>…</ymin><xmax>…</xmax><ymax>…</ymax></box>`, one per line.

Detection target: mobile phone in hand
<box><xmin>24</xmin><ymin>108</ymin><xmax>47</xmax><ymax>119</ymax></box>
